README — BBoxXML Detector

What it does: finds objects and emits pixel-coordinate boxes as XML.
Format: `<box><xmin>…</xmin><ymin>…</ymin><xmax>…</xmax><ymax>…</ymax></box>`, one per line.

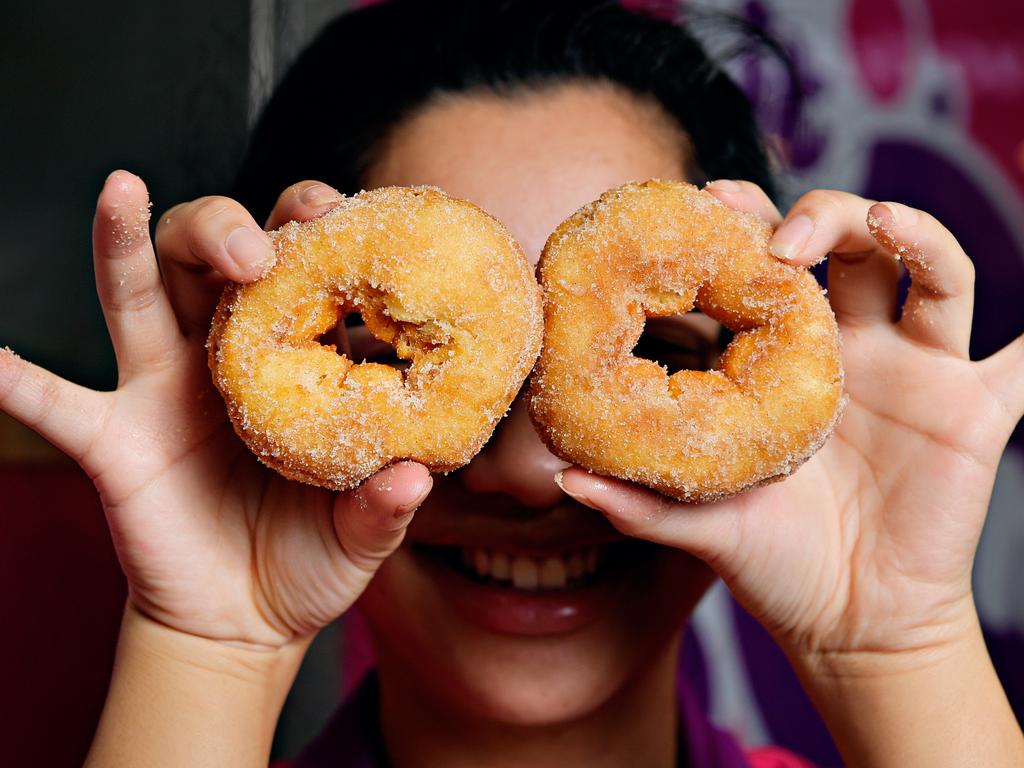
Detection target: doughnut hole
<box><xmin>317</xmin><ymin>312</ymin><xmax>410</xmax><ymax>372</ymax></box>
<box><xmin>631</xmin><ymin>311</ymin><xmax>725</xmax><ymax>374</ymax></box>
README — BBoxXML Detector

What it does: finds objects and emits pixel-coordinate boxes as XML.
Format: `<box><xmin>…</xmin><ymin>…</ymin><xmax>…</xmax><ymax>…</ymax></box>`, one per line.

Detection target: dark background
<box><xmin>1</xmin><ymin>0</ymin><xmax>250</xmax><ymax>389</ymax></box>
<box><xmin>0</xmin><ymin>1</ymin><xmax>349</xmax><ymax>763</ymax></box>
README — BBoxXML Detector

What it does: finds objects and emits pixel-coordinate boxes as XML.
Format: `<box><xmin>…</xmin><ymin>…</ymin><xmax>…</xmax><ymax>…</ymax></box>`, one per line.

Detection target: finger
<box><xmin>768</xmin><ymin>189</ymin><xmax>881</xmax><ymax>267</ymax></box>
<box><xmin>979</xmin><ymin>334</ymin><xmax>1024</xmax><ymax>424</ymax></box>
<box><xmin>154</xmin><ymin>196</ymin><xmax>275</xmax><ymax>336</ymax></box>
<box><xmin>554</xmin><ymin>468</ymin><xmax>740</xmax><ymax>568</ymax></box>
<box><xmin>867</xmin><ymin>202</ymin><xmax>975</xmax><ymax>357</ymax></box>
<box><xmin>332</xmin><ymin>462</ymin><xmax>432</xmax><ymax>576</ymax></box>
<box><xmin>156</xmin><ymin>196</ymin><xmax>275</xmax><ymax>283</ymax></box>
<box><xmin>94</xmin><ymin>171</ymin><xmax>187</xmax><ymax>380</ymax></box>
<box><xmin>770</xmin><ymin>189</ymin><xmax>905</xmax><ymax>326</ymax></box>
<box><xmin>264</xmin><ymin>180</ymin><xmax>343</xmax><ymax>231</ymax></box>
<box><xmin>704</xmin><ymin>179</ymin><xmax>783</xmax><ymax>226</ymax></box>
<box><xmin>0</xmin><ymin>347</ymin><xmax>107</xmax><ymax>464</ymax></box>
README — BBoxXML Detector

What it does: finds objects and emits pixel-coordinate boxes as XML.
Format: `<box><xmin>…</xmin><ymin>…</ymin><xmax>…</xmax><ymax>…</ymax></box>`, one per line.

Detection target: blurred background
<box><xmin>1</xmin><ymin>1</ymin><xmax>1021</xmax><ymax>766</ymax></box>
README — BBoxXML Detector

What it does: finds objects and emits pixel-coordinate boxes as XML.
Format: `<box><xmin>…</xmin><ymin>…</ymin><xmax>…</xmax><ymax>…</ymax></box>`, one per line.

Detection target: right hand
<box><xmin>0</xmin><ymin>171</ymin><xmax>431</xmax><ymax>649</ymax></box>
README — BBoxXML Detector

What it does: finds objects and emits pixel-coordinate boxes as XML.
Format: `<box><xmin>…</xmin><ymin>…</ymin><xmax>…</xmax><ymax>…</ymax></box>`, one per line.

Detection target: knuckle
<box><xmin>155</xmin><ymin>202</ymin><xmax>189</xmax><ymax>239</ymax></box>
<box><xmin>337</xmin><ymin>530</ymin><xmax>394</xmax><ymax>574</ymax></box>
<box><xmin>799</xmin><ymin>189</ymin><xmax>845</xmax><ymax>213</ymax></box>
<box><xmin>155</xmin><ymin>197</ymin><xmax>230</xmax><ymax>261</ymax></box>
<box><xmin>183</xmin><ymin>222</ymin><xmax>218</xmax><ymax>265</ymax></box>
<box><xmin>273</xmin><ymin>181</ymin><xmax>319</xmax><ymax>216</ymax></box>
<box><xmin>608</xmin><ymin>514</ymin><xmax>649</xmax><ymax>539</ymax></box>
<box><xmin>107</xmin><ymin>277</ymin><xmax>164</xmax><ymax>314</ymax></box>
<box><xmin>280</xmin><ymin>180</ymin><xmax>314</xmax><ymax>202</ymax></box>
<box><xmin>191</xmin><ymin>196</ymin><xmax>239</xmax><ymax>228</ymax></box>
<box><xmin>915</xmin><ymin>211</ymin><xmax>976</xmax><ymax>290</ymax></box>
<box><xmin>273</xmin><ymin>180</ymin><xmax>331</xmax><ymax>217</ymax></box>
<box><xmin>608</xmin><ymin>495</ymin><xmax>670</xmax><ymax>539</ymax></box>
<box><xmin>333</xmin><ymin>504</ymin><xmax>397</xmax><ymax>573</ymax></box>
<box><xmin>960</xmin><ymin>253</ymin><xmax>976</xmax><ymax>286</ymax></box>
<box><xmin>795</xmin><ymin>189</ymin><xmax>868</xmax><ymax>222</ymax></box>
<box><xmin>32</xmin><ymin>373</ymin><xmax>62</xmax><ymax>428</ymax></box>
<box><xmin>182</xmin><ymin>198</ymin><xmax>240</xmax><ymax>262</ymax></box>
<box><xmin>736</xmin><ymin>179</ymin><xmax>769</xmax><ymax>199</ymax></box>
<box><xmin>0</xmin><ymin>353</ymin><xmax>29</xmax><ymax>404</ymax></box>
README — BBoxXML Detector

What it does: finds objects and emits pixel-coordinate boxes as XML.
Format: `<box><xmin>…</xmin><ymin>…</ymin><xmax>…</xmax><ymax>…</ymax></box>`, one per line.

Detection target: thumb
<box><xmin>554</xmin><ymin>467</ymin><xmax>743</xmax><ymax>570</ymax></box>
<box><xmin>332</xmin><ymin>461</ymin><xmax>433</xmax><ymax>575</ymax></box>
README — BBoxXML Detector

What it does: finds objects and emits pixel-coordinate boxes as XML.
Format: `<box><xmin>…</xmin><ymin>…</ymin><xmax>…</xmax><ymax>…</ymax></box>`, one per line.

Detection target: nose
<box><xmin>459</xmin><ymin>394</ymin><xmax>571</xmax><ymax>508</ymax></box>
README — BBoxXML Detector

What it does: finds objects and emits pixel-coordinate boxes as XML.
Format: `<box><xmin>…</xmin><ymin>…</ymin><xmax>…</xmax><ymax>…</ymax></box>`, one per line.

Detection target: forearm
<box><xmin>795</xmin><ymin>614</ymin><xmax>1024</xmax><ymax>768</ymax></box>
<box><xmin>85</xmin><ymin>601</ymin><xmax>309</xmax><ymax>768</ymax></box>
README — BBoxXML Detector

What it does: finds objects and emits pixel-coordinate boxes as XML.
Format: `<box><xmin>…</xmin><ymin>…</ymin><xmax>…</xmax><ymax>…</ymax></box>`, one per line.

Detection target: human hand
<box><xmin>0</xmin><ymin>172</ymin><xmax>431</xmax><ymax>650</ymax></box>
<box><xmin>556</xmin><ymin>180</ymin><xmax>1024</xmax><ymax>674</ymax></box>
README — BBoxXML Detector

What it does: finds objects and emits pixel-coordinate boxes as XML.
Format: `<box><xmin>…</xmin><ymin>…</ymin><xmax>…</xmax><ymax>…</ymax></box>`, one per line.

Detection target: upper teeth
<box><xmin>461</xmin><ymin>547</ymin><xmax>605</xmax><ymax>590</ymax></box>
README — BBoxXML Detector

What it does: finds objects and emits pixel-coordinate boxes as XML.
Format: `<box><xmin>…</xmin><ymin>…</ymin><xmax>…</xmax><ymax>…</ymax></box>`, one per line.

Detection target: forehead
<box><xmin>363</xmin><ymin>81</ymin><xmax>691</xmax><ymax>264</ymax></box>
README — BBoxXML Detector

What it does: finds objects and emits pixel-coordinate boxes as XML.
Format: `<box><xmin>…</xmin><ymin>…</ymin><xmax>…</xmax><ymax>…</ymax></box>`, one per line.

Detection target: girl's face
<box><xmin>358</xmin><ymin>82</ymin><xmax>718</xmax><ymax>725</ymax></box>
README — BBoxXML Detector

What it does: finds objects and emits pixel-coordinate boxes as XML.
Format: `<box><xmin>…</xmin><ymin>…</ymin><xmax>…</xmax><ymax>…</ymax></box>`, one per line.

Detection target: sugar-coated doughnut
<box><xmin>528</xmin><ymin>180</ymin><xmax>844</xmax><ymax>501</ymax></box>
<box><xmin>208</xmin><ymin>186</ymin><xmax>543</xmax><ymax>491</ymax></box>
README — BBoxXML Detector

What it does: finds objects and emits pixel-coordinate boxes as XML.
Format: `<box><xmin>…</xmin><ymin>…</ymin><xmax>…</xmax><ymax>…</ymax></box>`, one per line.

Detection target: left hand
<box><xmin>557</xmin><ymin>181</ymin><xmax>1024</xmax><ymax>674</ymax></box>
<box><xmin>0</xmin><ymin>174</ymin><xmax>432</xmax><ymax>651</ymax></box>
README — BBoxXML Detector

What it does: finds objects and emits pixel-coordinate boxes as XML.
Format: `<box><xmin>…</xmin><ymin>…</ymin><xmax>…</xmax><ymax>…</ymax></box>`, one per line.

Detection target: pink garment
<box><xmin>747</xmin><ymin>746</ymin><xmax>818</xmax><ymax>767</ymax></box>
<box><xmin>272</xmin><ymin>746</ymin><xmax>815</xmax><ymax>767</ymax></box>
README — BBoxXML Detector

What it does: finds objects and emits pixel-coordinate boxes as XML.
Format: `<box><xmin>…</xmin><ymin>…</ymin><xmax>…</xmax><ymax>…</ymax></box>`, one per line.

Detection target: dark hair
<box><xmin>235</xmin><ymin>0</ymin><xmax>778</xmax><ymax>222</ymax></box>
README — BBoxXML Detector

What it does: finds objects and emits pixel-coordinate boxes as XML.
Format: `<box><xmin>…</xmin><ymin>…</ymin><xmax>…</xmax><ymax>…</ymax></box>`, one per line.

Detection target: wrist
<box><xmin>85</xmin><ymin>601</ymin><xmax>310</xmax><ymax>768</ymax></box>
<box><xmin>794</xmin><ymin>611</ymin><xmax>980</xmax><ymax>684</ymax></box>
<box><xmin>791</xmin><ymin>615</ymin><xmax>1024</xmax><ymax>767</ymax></box>
<box><xmin>125</xmin><ymin>598</ymin><xmax>311</xmax><ymax>681</ymax></box>
<box><xmin>785</xmin><ymin>591</ymin><xmax>980</xmax><ymax>682</ymax></box>
<box><xmin>123</xmin><ymin>593</ymin><xmax>309</xmax><ymax>655</ymax></box>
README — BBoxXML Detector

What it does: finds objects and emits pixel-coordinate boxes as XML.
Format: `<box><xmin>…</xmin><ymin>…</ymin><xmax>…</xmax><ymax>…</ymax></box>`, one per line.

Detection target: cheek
<box><xmin>357</xmin><ymin>548</ymin><xmax>436</xmax><ymax>658</ymax></box>
<box><xmin>358</xmin><ymin>543</ymin><xmax>714</xmax><ymax>725</ymax></box>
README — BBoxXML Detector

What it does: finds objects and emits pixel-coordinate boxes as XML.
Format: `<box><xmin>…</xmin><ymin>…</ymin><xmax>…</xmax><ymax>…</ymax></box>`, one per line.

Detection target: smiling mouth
<box><xmin>458</xmin><ymin>545</ymin><xmax>607</xmax><ymax>589</ymax></box>
<box><xmin>414</xmin><ymin>542</ymin><xmax>643</xmax><ymax>591</ymax></box>
<box><xmin>407</xmin><ymin>539</ymin><xmax>652</xmax><ymax>635</ymax></box>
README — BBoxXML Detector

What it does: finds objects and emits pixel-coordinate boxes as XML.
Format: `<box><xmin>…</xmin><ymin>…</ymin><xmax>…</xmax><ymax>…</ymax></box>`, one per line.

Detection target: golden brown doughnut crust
<box><xmin>528</xmin><ymin>180</ymin><xmax>844</xmax><ymax>501</ymax></box>
<box><xmin>208</xmin><ymin>186</ymin><xmax>543</xmax><ymax>491</ymax></box>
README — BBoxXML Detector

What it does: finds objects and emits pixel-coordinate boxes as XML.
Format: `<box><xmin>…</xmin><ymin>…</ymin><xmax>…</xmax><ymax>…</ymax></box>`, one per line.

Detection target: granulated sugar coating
<box><xmin>208</xmin><ymin>186</ymin><xmax>543</xmax><ymax>490</ymax></box>
<box><xmin>527</xmin><ymin>180</ymin><xmax>844</xmax><ymax>502</ymax></box>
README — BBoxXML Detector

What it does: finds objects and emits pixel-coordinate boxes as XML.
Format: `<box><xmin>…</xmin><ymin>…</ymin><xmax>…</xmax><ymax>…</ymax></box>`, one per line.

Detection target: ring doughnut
<box><xmin>528</xmin><ymin>180</ymin><xmax>843</xmax><ymax>501</ymax></box>
<box><xmin>208</xmin><ymin>186</ymin><xmax>543</xmax><ymax>491</ymax></box>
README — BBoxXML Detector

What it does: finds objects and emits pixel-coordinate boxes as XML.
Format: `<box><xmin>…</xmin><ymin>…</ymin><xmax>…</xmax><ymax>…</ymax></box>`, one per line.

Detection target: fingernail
<box><xmin>394</xmin><ymin>479</ymin><xmax>432</xmax><ymax>520</ymax></box>
<box><xmin>300</xmin><ymin>184</ymin><xmax>342</xmax><ymax>208</ymax></box>
<box><xmin>706</xmin><ymin>179</ymin><xmax>741</xmax><ymax>193</ymax></box>
<box><xmin>876</xmin><ymin>202</ymin><xmax>918</xmax><ymax>228</ymax></box>
<box><xmin>225</xmin><ymin>227</ymin><xmax>275</xmax><ymax>273</ymax></box>
<box><xmin>769</xmin><ymin>213</ymin><xmax>814</xmax><ymax>261</ymax></box>
<box><xmin>554</xmin><ymin>471</ymin><xmax>600</xmax><ymax>511</ymax></box>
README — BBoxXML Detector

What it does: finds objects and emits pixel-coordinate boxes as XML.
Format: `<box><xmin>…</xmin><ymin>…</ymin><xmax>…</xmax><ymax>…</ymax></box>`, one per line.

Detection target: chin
<box><xmin>359</xmin><ymin>515</ymin><xmax>714</xmax><ymax>727</ymax></box>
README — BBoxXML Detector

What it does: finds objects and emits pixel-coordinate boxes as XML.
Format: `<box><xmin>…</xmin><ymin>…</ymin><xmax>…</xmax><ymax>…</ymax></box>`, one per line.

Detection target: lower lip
<box><xmin>415</xmin><ymin>547</ymin><xmax>628</xmax><ymax>637</ymax></box>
